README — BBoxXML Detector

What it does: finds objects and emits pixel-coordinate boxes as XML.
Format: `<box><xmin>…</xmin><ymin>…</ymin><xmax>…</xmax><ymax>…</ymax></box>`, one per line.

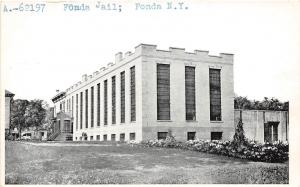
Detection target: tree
<box><xmin>10</xmin><ymin>99</ymin><xmax>29</xmax><ymax>138</ymax></box>
<box><xmin>10</xmin><ymin>99</ymin><xmax>47</xmax><ymax>138</ymax></box>
<box><xmin>234</xmin><ymin>96</ymin><xmax>288</xmax><ymax>111</ymax></box>
<box><xmin>234</xmin><ymin>96</ymin><xmax>252</xmax><ymax>110</ymax></box>
<box><xmin>232</xmin><ymin>119</ymin><xmax>247</xmax><ymax>150</ymax></box>
<box><xmin>24</xmin><ymin>100</ymin><xmax>46</xmax><ymax>130</ymax></box>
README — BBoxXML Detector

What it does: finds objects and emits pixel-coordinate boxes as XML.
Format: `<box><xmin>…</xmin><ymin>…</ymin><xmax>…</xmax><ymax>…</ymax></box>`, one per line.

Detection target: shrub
<box><xmin>140</xmin><ymin>138</ymin><xmax>288</xmax><ymax>163</ymax></box>
<box><xmin>232</xmin><ymin>119</ymin><xmax>247</xmax><ymax>149</ymax></box>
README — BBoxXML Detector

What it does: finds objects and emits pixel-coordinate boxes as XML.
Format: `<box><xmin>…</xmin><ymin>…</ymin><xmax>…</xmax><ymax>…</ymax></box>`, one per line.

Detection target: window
<box><xmin>103</xmin><ymin>134</ymin><xmax>107</xmax><ymax>141</ymax></box>
<box><xmin>185</xmin><ymin>66</ymin><xmax>196</xmax><ymax>120</ymax></box>
<box><xmin>80</xmin><ymin>92</ymin><xmax>83</xmax><ymax>129</ymax></box>
<box><xmin>76</xmin><ymin>94</ymin><xmax>78</xmax><ymax>130</ymax></box>
<box><xmin>112</xmin><ymin>76</ymin><xmax>116</xmax><ymax>124</ymax></box>
<box><xmin>111</xmin><ymin>134</ymin><xmax>116</xmax><ymax>141</ymax></box>
<box><xmin>120</xmin><ymin>133</ymin><xmax>125</xmax><ymax>142</ymax></box>
<box><xmin>90</xmin><ymin>136</ymin><xmax>93</xmax><ymax>141</ymax></box>
<box><xmin>187</xmin><ymin>132</ymin><xmax>196</xmax><ymax>140</ymax></box>
<box><xmin>264</xmin><ymin>122</ymin><xmax>279</xmax><ymax>143</ymax></box>
<box><xmin>85</xmin><ymin>89</ymin><xmax>88</xmax><ymax>128</ymax></box>
<box><xmin>120</xmin><ymin>71</ymin><xmax>125</xmax><ymax>123</ymax></box>
<box><xmin>209</xmin><ymin>69</ymin><xmax>221</xmax><ymax>121</ymax></box>
<box><xmin>91</xmin><ymin>86</ymin><xmax>94</xmax><ymax>128</ymax></box>
<box><xmin>71</xmin><ymin>96</ymin><xmax>74</xmax><ymax>117</ymax></box>
<box><xmin>157</xmin><ymin>132</ymin><xmax>168</xmax><ymax>140</ymax></box>
<box><xmin>130</xmin><ymin>133</ymin><xmax>136</xmax><ymax>141</ymax></box>
<box><xmin>96</xmin><ymin>135</ymin><xmax>100</xmax><ymax>140</ymax></box>
<box><xmin>76</xmin><ymin>137</ymin><xmax>77</xmax><ymax>140</ymax></box>
<box><xmin>97</xmin><ymin>83</ymin><xmax>100</xmax><ymax>126</ymax></box>
<box><xmin>130</xmin><ymin>66</ymin><xmax>136</xmax><ymax>121</ymax></box>
<box><xmin>157</xmin><ymin>64</ymin><xmax>170</xmax><ymax>120</ymax></box>
<box><xmin>104</xmin><ymin>80</ymin><xmax>108</xmax><ymax>125</ymax></box>
<box><xmin>211</xmin><ymin>132</ymin><xmax>222</xmax><ymax>140</ymax></box>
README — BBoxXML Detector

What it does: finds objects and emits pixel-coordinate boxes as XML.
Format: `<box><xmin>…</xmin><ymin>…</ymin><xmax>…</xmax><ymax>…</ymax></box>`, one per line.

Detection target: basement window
<box><xmin>130</xmin><ymin>133</ymin><xmax>136</xmax><ymax>141</ymax></box>
<box><xmin>120</xmin><ymin>133</ymin><xmax>125</xmax><ymax>142</ymax></box>
<box><xmin>187</xmin><ymin>132</ymin><xmax>196</xmax><ymax>140</ymax></box>
<box><xmin>211</xmin><ymin>132</ymin><xmax>222</xmax><ymax>140</ymax></box>
<box><xmin>157</xmin><ymin>132</ymin><xmax>168</xmax><ymax>140</ymax></box>
<box><xmin>111</xmin><ymin>134</ymin><xmax>116</xmax><ymax>141</ymax></box>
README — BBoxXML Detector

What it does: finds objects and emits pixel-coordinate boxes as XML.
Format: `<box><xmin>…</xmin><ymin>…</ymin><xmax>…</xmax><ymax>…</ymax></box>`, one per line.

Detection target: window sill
<box><xmin>157</xmin><ymin>120</ymin><xmax>172</xmax><ymax>122</ymax></box>
<box><xmin>186</xmin><ymin>120</ymin><xmax>197</xmax><ymax>123</ymax></box>
<box><xmin>210</xmin><ymin>121</ymin><xmax>224</xmax><ymax>123</ymax></box>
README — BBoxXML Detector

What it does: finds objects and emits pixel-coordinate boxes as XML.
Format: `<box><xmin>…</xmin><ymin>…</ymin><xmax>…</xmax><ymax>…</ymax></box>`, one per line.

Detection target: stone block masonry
<box><xmin>51</xmin><ymin>44</ymin><xmax>235</xmax><ymax>142</ymax></box>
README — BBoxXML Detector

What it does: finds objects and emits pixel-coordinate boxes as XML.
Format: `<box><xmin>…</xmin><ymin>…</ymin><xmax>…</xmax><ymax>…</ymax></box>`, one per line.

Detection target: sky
<box><xmin>2</xmin><ymin>1</ymin><xmax>300</xmax><ymax>106</ymax></box>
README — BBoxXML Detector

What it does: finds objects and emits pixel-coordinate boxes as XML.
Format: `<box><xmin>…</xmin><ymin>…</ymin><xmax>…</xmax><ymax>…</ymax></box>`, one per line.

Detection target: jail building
<box><xmin>50</xmin><ymin>44</ymin><xmax>235</xmax><ymax>142</ymax></box>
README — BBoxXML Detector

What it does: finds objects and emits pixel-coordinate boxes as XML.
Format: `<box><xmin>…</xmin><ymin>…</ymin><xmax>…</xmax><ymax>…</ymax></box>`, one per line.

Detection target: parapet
<box><xmin>134</xmin><ymin>43</ymin><xmax>234</xmax><ymax>63</ymax></box>
<box><xmin>82</xmin><ymin>74</ymin><xmax>87</xmax><ymax>82</ymax></box>
<box><xmin>66</xmin><ymin>43</ymin><xmax>234</xmax><ymax>94</ymax></box>
<box><xmin>115</xmin><ymin>52</ymin><xmax>123</xmax><ymax>63</ymax></box>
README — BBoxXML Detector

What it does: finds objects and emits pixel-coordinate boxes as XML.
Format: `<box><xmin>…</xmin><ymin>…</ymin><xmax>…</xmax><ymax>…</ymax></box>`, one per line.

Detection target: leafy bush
<box><xmin>140</xmin><ymin>138</ymin><xmax>288</xmax><ymax>163</ymax></box>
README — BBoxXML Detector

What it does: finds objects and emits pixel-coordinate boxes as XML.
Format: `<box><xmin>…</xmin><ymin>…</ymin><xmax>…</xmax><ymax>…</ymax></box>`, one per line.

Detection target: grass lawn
<box><xmin>5</xmin><ymin>141</ymin><xmax>288</xmax><ymax>184</ymax></box>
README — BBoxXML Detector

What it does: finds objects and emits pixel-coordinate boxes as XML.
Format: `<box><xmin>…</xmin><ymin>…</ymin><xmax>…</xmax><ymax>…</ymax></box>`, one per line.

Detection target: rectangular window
<box><xmin>264</xmin><ymin>122</ymin><xmax>279</xmax><ymax>143</ymax></box>
<box><xmin>185</xmin><ymin>66</ymin><xmax>196</xmax><ymax>120</ymax></box>
<box><xmin>104</xmin><ymin>80</ymin><xmax>108</xmax><ymax>125</ymax></box>
<box><xmin>120</xmin><ymin>133</ymin><xmax>125</xmax><ymax>142</ymax></box>
<box><xmin>157</xmin><ymin>132</ymin><xmax>168</xmax><ymax>140</ymax></box>
<box><xmin>157</xmin><ymin>64</ymin><xmax>170</xmax><ymax>120</ymax></box>
<box><xmin>85</xmin><ymin>89</ymin><xmax>88</xmax><ymax>128</ymax></box>
<box><xmin>130</xmin><ymin>66</ymin><xmax>136</xmax><ymax>121</ymax></box>
<box><xmin>187</xmin><ymin>132</ymin><xmax>196</xmax><ymax>140</ymax></box>
<box><xmin>130</xmin><ymin>133</ymin><xmax>136</xmax><ymax>141</ymax></box>
<box><xmin>91</xmin><ymin>86</ymin><xmax>94</xmax><ymax>128</ymax></box>
<box><xmin>111</xmin><ymin>134</ymin><xmax>116</xmax><ymax>141</ymax></box>
<box><xmin>120</xmin><ymin>71</ymin><xmax>125</xmax><ymax>123</ymax></box>
<box><xmin>80</xmin><ymin>92</ymin><xmax>83</xmax><ymax>129</ymax></box>
<box><xmin>90</xmin><ymin>136</ymin><xmax>93</xmax><ymax>141</ymax></box>
<box><xmin>72</xmin><ymin>96</ymin><xmax>74</xmax><ymax>117</ymax></box>
<box><xmin>209</xmin><ymin>69</ymin><xmax>221</xmax><ymax>121</ymax></box>
<box><xmin>112</xmin><ymin>76</ymin><xmax>116</xmax><ymax>124</ymax></box>
<box><xmin>103</xmin><ymin>134</ymin><xmax>107</xmax><ymax>141</ymax></box>
<box><xmin>211</xmin><ymin>132</ymin><xmax>222</xmax><ymax>140</ymax></box>
<box><xmin>97</xmin><ymin>83</ymin><xmax>100</xmax><ymax>126</ymax></box>
<box><xmin>76</xmin><ymin>94</ymin><xmax>78</xmax><ymax>130</ymax></box>
<box><xmin>273</xmin><ymin>123</ymin><xmax>278</xmax><ymax>142</ymax></box>
<box><xmin>96</xmin><ymin>135</ymin><xmax>100</xmax><ymax>140</ymax></box>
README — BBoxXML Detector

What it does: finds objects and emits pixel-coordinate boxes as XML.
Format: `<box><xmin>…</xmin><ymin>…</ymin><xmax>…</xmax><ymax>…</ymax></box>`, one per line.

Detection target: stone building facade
<box><xmin>51</xmin><ymin>44</ymin><xmax>235</xmax><ymax>142</ymax></box>
<box><xmin>5</xmin><ymin>90</ymin><xmax>14</xmax><ymax>135</ymax></box>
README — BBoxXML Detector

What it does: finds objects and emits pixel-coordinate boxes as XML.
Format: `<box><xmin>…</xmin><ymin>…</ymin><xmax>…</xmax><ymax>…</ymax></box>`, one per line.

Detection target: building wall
<box><xmin>59</xmin><ymin>47</ymin><xmax>144</xmax><ymax>141</ymax></box>
<box><xmin>140</xmin><ymin>45</ymin><xmax>234</xmax><ymax>141</ymax></box>
<box><xmin>5</xmin><ymin>97</ymin><xmax>11</xmax><ymax>130</ymax></box>
<box><xmin>52</xmin><ymin>44</ymin><xmax>234</xmax><ymax>142</ymax></box>
<box><xmin>234</xmin><ymin>109</ymin><xmax>288</xmax><ymax>143</ymax></box>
